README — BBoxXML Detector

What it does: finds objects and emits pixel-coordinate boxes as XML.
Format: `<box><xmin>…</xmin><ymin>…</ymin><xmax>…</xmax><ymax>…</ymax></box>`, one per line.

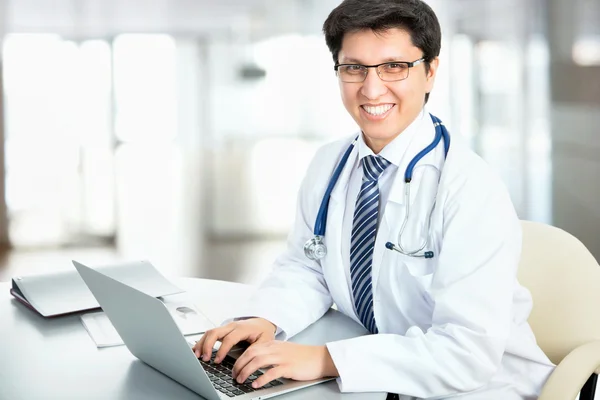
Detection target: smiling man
<box><xmin>194</xmin><ymin>1</ymin><xmax>555</xmax><ymax>399</ymax></box>
<box><xmin>334</xmin><ymin>27</ymin><xmax>437</xmax><ymax>154</ymax></box>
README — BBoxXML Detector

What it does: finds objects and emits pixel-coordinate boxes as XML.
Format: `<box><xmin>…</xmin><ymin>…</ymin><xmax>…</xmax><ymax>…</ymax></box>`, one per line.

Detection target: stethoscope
<box><xmin>304</xmin><ymin>113</ymin><xmax>450</xmax><ymax>261</ymax></box>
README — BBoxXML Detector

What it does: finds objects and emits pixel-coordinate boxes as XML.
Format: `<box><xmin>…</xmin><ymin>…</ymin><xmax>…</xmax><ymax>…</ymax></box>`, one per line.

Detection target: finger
<box><xmin>214</xmin><ymin>330</ymin><xmax>249</xmax><ymax>364</ymax></box>
<box><xmin>224</xmin><ymin>331</ymin><xmax>271</xmax><ymax>363</ymax></box>
<box><xmin>232</xmin><ymin>343</ymin><xmax>263</xmax><ymax>378</ymax></box>
<box><xmin>236</xmin><ymin>354</ymin><xmax>279</xmax><ymax>384</ymax></box>
<box><xmin>201</xmin><ymin>326</ymin><xmax>234</xmax><ymax>361</ymax></box>
<box><xmin>192</xmin><ymin>333</ymin><xmax>211</xmax><ymax>358</ymax></box>
<box><xmin>192</xmin><ymin>337</ymin><xmax>204</xmax><ymax>358</ymax></box>
<box><xmin>252</xmin><ymin>366</ymin><xmax>285</xmax><ymax>389</ymax></box>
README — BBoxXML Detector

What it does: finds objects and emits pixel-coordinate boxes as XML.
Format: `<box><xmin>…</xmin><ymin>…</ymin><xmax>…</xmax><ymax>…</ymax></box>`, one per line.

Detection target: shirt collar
<box><xmin>356</xmin><ymin>107</ymin><xmax>427</xmax><ymax>168</ymax></box>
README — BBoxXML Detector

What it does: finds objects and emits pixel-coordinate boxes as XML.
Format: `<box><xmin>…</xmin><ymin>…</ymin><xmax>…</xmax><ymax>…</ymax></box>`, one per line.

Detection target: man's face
<box><xmin>337</xmin><ymin>28</ymin><xmax>438</xmax><ymax>153</ymax></box>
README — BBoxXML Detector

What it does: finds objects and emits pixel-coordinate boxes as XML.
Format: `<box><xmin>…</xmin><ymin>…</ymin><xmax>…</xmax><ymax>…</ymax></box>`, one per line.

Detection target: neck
<box><xmin>362</xmin><ymin>108</ymin><xmax>425</xmax><ymax>154</ymax></box>
<box><xmin>362</xmin><ymin>136</ymin><xmax>391</xmax><ymax>154</ymax></box>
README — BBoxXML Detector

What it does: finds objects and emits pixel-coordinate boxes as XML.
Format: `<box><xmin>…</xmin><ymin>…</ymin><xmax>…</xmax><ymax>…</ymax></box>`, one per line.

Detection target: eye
<box><xmin>340</xmin><ymin>65</ymin><xmax>365</xmax><ymax>75</ymax></box>
<box><xmin>384</xmin><ymin>63</ymin><xmax>408</xmax><ymax>72</ymax></box>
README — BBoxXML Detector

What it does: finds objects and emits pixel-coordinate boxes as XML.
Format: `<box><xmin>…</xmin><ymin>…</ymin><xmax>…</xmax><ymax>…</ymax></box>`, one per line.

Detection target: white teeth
<box><xmin>363</xmin><ymin>104</ymin><xmax>393</xmax><ymax>116</ymax></box>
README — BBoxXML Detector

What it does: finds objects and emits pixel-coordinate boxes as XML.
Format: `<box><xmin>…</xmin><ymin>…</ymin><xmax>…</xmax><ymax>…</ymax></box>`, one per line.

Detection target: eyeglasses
<box><xmin>334</xmin><ymin>58</ymin><xmax>425</xmax><ymax>83</ymax></box>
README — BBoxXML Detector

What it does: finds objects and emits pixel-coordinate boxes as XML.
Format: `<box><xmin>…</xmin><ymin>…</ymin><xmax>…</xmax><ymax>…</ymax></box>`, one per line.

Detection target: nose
<box><xmin>360</xmin><ymin>68</ymin><xmax>388</xmax><ymax>100</ymax></box>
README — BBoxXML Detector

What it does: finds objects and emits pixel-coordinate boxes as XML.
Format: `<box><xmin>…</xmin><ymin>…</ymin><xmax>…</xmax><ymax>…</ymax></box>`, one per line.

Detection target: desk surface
<box><xmin>0</xmin><ymin>277</ymin><xmax>385</xmax><ymax>400</ymax></box>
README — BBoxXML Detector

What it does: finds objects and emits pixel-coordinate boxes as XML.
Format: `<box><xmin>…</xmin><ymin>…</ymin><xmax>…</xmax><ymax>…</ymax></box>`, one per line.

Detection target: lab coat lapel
<box><xmin>372</xmin><ymin>117</ymin><xmax>438</xmax><ymax>294</ymax></box>
<box><xmin>328</xmin><ymin>142</ymin><xmax>358</xmax><ymax>207</ymax></box>
<box><xmin>325</xmin><ymin>143</ymin><xmax>359</xmax><ymax>311</ymax></box>
<box><xmin>371</xmin><ymin>167</ymin><xmax>405</xmax><ymax>296</ymax></box>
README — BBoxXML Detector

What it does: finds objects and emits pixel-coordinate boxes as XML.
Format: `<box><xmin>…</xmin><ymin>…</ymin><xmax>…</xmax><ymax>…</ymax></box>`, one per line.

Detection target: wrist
<box><xmin>256</xmin><ymin>318</ymin><xmax>277</xmax><ymax>335</ymax></box>
<box><xmin>321</xmin><ymin>345</ymin><xmax>339</xmax><ymax>378</ymax></box>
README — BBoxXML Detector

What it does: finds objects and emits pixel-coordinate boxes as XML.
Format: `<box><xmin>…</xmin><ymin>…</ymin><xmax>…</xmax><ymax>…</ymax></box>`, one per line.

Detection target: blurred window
<box><xmin>2</xmin><ymin>33</ymin><xmax>180</xmax><ymax>248</ymax></box>
<box><xmin>2</xmin><ymin>34</ymin><xmax>114</xmax><ymax>247</ymax></box>
<box><xmin>113</xmin><ymin>34</ymin><xmax>177</xmax><ymax>143</ymax></box>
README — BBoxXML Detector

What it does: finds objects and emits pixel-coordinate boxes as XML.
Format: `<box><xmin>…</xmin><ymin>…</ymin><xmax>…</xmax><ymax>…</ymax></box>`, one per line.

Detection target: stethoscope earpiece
<box><xmin>386</xmin><ymin>242</ymin><xmax>435</xmax><ymax>259</ymax></box>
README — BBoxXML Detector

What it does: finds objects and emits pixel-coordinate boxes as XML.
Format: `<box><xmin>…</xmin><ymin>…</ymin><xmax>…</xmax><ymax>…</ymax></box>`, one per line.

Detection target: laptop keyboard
<box><xmin>198</xmin><ymin>349</ymin><xmax>284</xmax><ymax>398</ymax></box>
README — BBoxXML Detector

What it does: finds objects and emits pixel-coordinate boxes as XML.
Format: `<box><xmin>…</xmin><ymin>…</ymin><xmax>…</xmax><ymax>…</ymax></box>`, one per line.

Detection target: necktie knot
<box><xmin>361</xmin><ymin>155</ymin><xmax>391</xmax><ymax>182</ymax></box>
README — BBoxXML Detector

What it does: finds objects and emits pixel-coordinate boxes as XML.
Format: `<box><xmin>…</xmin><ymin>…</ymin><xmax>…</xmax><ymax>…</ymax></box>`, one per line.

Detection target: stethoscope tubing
<box><xmin>314</xmin><ymin>138</ymin><xmax>358</xmax><ymax>236</ymax></box>
<box><xmin>306</xmin><ymin>113</ymin><xmax>450</xmax><ymax>260</ymax></box>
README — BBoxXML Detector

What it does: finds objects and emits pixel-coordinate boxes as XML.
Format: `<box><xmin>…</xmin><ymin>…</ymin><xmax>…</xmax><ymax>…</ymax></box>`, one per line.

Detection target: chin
<box><xmin>362</xmin><ymin>131</ymin><xmax>400</xmax><ymax>148</ymax></box>
<box><xmin>361</xmin><ymin>126</ymin><xmax>399</xmax><ymax>141</ymax></box>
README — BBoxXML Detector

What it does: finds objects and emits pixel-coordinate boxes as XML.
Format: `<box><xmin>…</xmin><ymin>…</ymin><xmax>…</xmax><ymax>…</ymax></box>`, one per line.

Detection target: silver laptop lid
<box><xmin>73</xmin><ymin>260</ymin><xmax>221</xmax><ymax>400</ymax></box>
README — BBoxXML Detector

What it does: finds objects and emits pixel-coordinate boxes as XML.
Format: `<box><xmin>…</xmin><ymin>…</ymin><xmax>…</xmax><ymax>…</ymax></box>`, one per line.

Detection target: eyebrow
<box><xmin>338</xmin><ymin>57</ymin><xmax>406</xmax><ymax>64</ymax></box>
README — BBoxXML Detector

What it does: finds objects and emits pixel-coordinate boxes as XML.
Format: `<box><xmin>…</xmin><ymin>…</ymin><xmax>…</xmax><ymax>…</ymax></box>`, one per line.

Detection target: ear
<box><xmin>424</xmin><ymin>57</ymin><xmax>440</xmax><ymax>94</ymax></box>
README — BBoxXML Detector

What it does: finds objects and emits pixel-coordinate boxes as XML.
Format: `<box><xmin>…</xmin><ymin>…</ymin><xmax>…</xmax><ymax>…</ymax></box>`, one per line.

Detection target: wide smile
<box><xmin>360</xmin><ymin>104</ymin><xmax>395</xmax><ymax>121</ymax></box>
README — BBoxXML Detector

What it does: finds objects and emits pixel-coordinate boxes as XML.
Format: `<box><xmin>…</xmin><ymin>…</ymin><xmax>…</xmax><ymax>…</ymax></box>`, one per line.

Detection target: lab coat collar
<box><xmin>329</xmin><ymin>108</ymin><xmax>438</xmax><ymax>206</ymax></box>
<box><xmin>356</xmin><ymin>107</ymin><xmax>425</xmax><ymax>168</ymax></box>
<box><xmin>385</xmin><ymin>109</ymin><xmax>441</xmax><ymax>207</ymax></box>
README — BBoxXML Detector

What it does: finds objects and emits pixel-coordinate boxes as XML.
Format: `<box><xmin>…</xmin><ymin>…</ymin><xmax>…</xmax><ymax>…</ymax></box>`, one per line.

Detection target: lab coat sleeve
<box><xmin>325</xmin><ymin>165</ymin><xmax>522</xmax><ymax>398</ymax></box>
<box><xmin>235</xmin><ymin>147</ymin><xmax>336</xmax><ymax>340</ymax></box>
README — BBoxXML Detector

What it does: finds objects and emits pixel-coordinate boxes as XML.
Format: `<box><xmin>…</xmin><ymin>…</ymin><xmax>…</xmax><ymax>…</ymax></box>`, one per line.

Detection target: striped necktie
<box><xmin>350</xmin><ymin>155</ymin><xmax>391</xmax><ymax>334</ymax></box>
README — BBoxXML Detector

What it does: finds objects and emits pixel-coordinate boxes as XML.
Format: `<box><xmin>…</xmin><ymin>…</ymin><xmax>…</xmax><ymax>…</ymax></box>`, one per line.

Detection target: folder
<box><xmin>10</xmin><ymin>260</ymin><xmax>183</xmax><ymax>317</ymax></box>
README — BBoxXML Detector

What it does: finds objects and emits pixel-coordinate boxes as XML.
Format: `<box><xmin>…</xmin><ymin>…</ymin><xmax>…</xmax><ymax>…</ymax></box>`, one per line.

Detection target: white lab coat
<box><xmin>241</xmin><ymin>113</ymin><xmax>555</xmax><ymax>399</ymax></box>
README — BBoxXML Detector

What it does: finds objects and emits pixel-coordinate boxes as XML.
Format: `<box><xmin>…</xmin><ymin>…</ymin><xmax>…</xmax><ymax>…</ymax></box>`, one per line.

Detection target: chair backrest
<box><xmin>518</xmin><ymin>220</ymin><xmax>600</xmax><ymax>365</ymax></box>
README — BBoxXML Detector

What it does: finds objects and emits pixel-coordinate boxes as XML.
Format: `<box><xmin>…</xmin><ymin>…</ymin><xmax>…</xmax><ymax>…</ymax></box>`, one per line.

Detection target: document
<box><xmin>81</xmin><ymin>297</ymin><xmax>216</xmax><ymax>348</ymax></box>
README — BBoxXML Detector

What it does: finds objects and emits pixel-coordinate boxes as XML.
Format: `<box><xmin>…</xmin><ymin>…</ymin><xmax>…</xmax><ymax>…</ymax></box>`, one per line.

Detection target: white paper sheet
<box><xmin>81</xmin><ymin>299</ymin><xmax>216</xmax><ymax>348</ymax></box>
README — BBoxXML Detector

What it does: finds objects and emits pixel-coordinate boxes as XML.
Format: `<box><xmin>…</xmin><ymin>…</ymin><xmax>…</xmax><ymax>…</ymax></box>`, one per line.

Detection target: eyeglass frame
<box><xmin>334</xmin><ymin>58</ymin><xmax>426</xmax><ymax>83</ymax></box>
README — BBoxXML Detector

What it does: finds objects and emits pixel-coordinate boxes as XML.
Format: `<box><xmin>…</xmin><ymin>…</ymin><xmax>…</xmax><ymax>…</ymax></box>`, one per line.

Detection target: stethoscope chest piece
<box><xmin>304</xmin><ymin>235</ymin><xmax>327</xmax><ymax>260</ymax></box>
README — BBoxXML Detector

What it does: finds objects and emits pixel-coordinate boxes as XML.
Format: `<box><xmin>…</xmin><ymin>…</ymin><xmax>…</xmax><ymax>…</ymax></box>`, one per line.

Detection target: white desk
<box><xmin>0</xmin><ymin>278</ymin><xmax>385</xmax><ymax>400</ymax></box>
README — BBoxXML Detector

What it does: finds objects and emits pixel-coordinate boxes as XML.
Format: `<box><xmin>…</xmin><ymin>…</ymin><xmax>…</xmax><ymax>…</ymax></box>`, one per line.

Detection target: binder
<box><xmin>10</xmin><ymin>260</ymin><xmax>183</xmax><ymax>317</ymax></box>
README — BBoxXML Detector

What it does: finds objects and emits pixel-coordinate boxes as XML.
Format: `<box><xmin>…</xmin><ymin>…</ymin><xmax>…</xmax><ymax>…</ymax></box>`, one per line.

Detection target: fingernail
<box><xmin>252</xmin><ymin>382</ymin><xmax>258</xmax><ymax>388</ymax></box>
<box><xmin>214</xmin><ymin>357</ymin><xmax>220</xmax><ymax>364</ymax></box>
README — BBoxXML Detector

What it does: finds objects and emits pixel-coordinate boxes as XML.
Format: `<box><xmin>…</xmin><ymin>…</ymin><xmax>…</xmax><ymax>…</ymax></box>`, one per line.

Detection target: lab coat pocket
<box><xmin>404</xmin><ymin>257</ymin><xmax>435</xmax><ymax>292</ymax></box>
<box><xmin>404</xmin><ymin>257</ymin><xmax>435</xmax><ymax>277</ymax></box>
<box><xmin>381</xmin><ymin>251</ymin><xmax>435</xmax><ymax>330</ymax></box>
<box><xmin>403</xmin><ymin>258</ymin><xmax>435</xmax><ymax>311</ymax></box>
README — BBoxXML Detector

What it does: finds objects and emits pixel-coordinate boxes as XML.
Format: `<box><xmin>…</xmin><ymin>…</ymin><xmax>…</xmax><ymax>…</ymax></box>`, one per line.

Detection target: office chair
<box><xmin>518</xmin><ymin>220</ymin><xmax>600</xmax><ymax>400</ymax></box>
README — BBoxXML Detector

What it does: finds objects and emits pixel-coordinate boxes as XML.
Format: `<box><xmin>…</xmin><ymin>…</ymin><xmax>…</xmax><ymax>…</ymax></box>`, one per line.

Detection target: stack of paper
<box><xmin>81</xmin><ymin>298</ymin><xmax>216</xmax><ymax>348</ymax></box>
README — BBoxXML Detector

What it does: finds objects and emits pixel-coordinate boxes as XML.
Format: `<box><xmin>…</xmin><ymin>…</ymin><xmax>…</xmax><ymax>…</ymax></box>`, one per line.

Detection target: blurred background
<box><xmin>0</xmin><ymin>0</ymin><xmax>598</xmax><ymax>284</ymax></box>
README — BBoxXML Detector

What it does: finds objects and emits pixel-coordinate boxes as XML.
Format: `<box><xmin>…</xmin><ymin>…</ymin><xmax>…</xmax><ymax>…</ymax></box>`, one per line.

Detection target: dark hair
<box><xmin>323</xmin><ymin>0</ymin><xmax>441</xmax><ymax>103</ymax></box>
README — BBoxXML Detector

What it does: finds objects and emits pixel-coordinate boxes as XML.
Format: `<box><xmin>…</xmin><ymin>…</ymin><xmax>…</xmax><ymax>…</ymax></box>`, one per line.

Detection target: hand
<box><xmin>232</xmin><ymin>341</ymin><xmax>339</xmax><ymax>388</ymax></box>
<box><xmin>192</xmin><ymin>318</ymin><xmax>276</xmax><ymax>364</ymax></box>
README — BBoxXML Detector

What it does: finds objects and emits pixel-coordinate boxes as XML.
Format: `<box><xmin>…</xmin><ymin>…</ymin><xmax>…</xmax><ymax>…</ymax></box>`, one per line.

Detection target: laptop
<box><xmin>73</xmin><ymin>260</ymin><xmax>365</xmax><ymax>400</ymax></box>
